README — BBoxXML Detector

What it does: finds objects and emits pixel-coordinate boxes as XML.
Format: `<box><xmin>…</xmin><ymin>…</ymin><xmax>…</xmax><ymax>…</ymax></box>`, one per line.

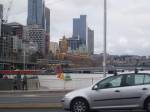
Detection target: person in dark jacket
<box><xmin>13</xmin><ymin>76</ymin><xmax>17</xmax><ymax>90</ymax></box>
<box><xmin>22</xmin><ymin>75</ymin><xmax>28</xmax><ymax>90</ymax></box>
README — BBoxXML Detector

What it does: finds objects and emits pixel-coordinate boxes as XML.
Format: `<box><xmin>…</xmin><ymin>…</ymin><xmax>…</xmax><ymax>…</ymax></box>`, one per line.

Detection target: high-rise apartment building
<box><xmin>73</xmin><ymin>15</ymin><xmax>87</xmax><ymax>46</ymax></box>
<box><xmin>27</xmin><ymin>0</ymin><xmax>45</xmax><ymax>29</ymax></box>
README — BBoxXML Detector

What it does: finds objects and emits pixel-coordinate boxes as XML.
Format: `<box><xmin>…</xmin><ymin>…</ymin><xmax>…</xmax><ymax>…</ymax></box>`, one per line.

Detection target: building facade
<box><xmin>49</xmin><ymin>42</ymin><xmax>59</xmax><ymax>55</ymax></box>
<box><xmin>45</xmin><ymin>7</ymin><xmax>50</xmax><ymax>56</ymax></box>
<box><xmin>24</xmin><ymin>26</ymin><xmax>46</xmax><ymax>56</ymax></box>
<box><xmin>59</xmin><ymin>36</ymin><xmax>68</xmax><ymax>53</ymax></box>
<box><xmin>6</xmin><ymin>22</ymin><xmax>24</xmax><ymax>39</ymax></box>
<box><xmin>88</xmin><ymin>28</ymin><xmax>94</xmax><ymax>55</ymax></box>
<box><xmin>0</xmin><ymin>4</ymin><xmax>3</xmax><ymax>19</ymax></box>
<box><xmin>73</xmin><ymin>15</ymin><xmax>87</xmax><ymax>46</ymax></box>
<box><xmin>45</xmin><ymin>7</ymin><xmax>50</xmax><ymax>34</ymax></box>
<box><xmin>67</xmin><ymin>37</ymin><xmax>80</xmax><ymax>53</ymax></box>
<box><xmin>0</xmin><ymin>24</ymin><xmax>23</xmax><ymax>62</ymax></box>
<box><xmin>27</xmin><ymin>0</ymin><xmax>45</xmax><ymax>29</ymax></box>
<box><xmin>0</xmin><ymin>4</ymin><xmax>3</xmax><ymax>37</ymax></box>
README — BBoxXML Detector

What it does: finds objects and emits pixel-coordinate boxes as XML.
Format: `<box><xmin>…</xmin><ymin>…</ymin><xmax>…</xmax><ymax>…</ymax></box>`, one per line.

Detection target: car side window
<box><xmin>97</xmin><ymin>75</ymin><xmax>123</xmax><ymax>89</ymax></box>
<box><xmin>144</xmin><ymin>75</ymin><xmax>150</xmax><ymax>84</ymax></box>
<box><xmin>125</xmin><ymin>75</ymin><xmax>135</xmax><ymax>86</ymax></box>
<box><xmin>134</xmin><ymin>75</ymin><xmax>144</xmax><ymax>85</ymax></box>
<box><xmin>125</xmin><ymin>74</ymin><xmax>144</xmax><ymax>86</ymax></box>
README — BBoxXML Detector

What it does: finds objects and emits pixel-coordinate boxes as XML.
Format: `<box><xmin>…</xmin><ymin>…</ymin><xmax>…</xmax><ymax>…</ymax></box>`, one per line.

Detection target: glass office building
<box><xmin>27</xmin><ymin>0</ymin><xmax>45</xmax><ymax>29</ymax></box>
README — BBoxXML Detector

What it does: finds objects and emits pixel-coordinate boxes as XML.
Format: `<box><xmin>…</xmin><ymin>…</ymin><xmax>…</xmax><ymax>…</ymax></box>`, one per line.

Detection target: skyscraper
<box><xmin>45</xmin><ymin>7</ymin><xmax>50</xmax><ymax>56</ymax></box>
<box><xmin>0</xmin><ymin>4</ymin><xmax>3</xmax><ymax>37</ymax></box>
<box><xmin>27</xmin><ymin>0</ymin><xmax>45</xmax><ymax>29</ymax></box>
<box><xmin>0</xmin><ymin>4</ymin><xmax>3</xmax><ymax>20</ymax></box>
<box><xmin>73</xmin><ymin>15</ymin><xmax>87</xmax><ymax>46</ymax></box>
<box><xmin>72</xmin><ymin>15</ymin><xmax>94</xmax><ymax>55</ymax></box>
<box><xmin>45</xmin><ymin>7</ymin><xmax>50</xmax><ymax>34</ymax></box>
<box><xmin>88</xmin><ymin>28</ymin><xmax>94</xmax><ymax>55</ymax></box>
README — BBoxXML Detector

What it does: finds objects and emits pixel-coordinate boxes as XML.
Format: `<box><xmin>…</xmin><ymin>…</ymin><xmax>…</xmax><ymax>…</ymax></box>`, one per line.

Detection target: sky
<box><xmin>0</xmin><ymin>0</ymin><xmax>150</xmax><ymax>56</ymax></box>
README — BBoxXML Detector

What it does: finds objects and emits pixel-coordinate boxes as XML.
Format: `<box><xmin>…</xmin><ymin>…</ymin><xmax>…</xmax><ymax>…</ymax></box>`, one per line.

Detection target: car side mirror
<box><xmin>92</xmin><ymin>85</ymin><xmax>99</xmax><ymax>90</ymax></box>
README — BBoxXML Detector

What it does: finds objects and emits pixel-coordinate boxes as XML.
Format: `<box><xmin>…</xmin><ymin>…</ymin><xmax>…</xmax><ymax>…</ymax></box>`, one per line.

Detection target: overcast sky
<box><xmin>0</xmin><ymin>0</ymin><xmax>150</xmax><ymax>56</ymax></box>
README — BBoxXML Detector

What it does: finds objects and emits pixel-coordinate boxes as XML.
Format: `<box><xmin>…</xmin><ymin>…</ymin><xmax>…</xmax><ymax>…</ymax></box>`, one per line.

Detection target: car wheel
<box><xmin>71</xmin><ymin>98</ymin><xmax>89</xmax><ymax>112</ymax></box>
<box><xmin>145</xmin><ymin>99</ymin><xmax>150</xmax><ymax>112</ymax></box>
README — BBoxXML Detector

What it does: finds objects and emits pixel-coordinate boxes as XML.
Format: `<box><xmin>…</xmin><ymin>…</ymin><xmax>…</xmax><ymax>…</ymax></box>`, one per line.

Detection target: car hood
<box><xmin>65</xmin><ymin>87</ymin><xmax>92</xmax><ymax>99</ymax></box>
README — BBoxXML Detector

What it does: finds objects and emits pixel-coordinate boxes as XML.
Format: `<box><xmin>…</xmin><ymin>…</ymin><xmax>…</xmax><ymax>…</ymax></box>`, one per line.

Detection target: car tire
<box><xmin>71</xmin><ymin>98</ymin><xmax>89</xmax><ymax>112</ymax></box>
<box><xmin>145</xmin><ymin>99</ymin><xmax>150</xmax><ymax>112</ymax></box>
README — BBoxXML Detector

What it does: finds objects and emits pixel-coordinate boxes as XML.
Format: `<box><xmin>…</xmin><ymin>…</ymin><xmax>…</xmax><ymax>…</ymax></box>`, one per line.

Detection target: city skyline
<box><xmin>0</xmin><ymin>0</ymin><xmax>150</xmax><ymax>55</ymax></box>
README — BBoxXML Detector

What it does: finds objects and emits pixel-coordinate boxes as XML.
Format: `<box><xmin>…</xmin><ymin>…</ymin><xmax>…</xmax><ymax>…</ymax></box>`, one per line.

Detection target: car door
<box><xmin>118</xmin><ymin>74</ymin><xmax>146</xmax><ymax>107</ymax></box>
<box><xmin>91</xmin><ymin>75</ymin><xmax>123</xmax><ymax>109</ymax></box>
<box><xmin>143</xmin><ymin>74</ymin><xmax>150</xmax><ymax>90</ymax></box>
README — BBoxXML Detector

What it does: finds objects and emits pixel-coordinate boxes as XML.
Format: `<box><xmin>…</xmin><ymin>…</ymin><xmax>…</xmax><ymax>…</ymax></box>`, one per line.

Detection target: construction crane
<box><xmin>2</xmin><ymin>0</ymin><xmax>14</xmax><ymax>23</ymax></box>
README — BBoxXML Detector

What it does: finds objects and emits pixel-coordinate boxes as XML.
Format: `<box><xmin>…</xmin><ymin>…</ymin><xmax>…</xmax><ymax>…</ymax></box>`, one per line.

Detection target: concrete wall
<box><xmin>38</xmin><ymin>74</ymin><xmax>105</xmax><ymax>90</ymax></box>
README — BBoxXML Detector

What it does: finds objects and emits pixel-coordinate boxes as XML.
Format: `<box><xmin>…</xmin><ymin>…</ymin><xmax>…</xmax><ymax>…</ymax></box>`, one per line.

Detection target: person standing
<box><xmin>13</xmin><ymin>76</ymin><xmax>17</xmax><ymax>90</ymax></box>
<box><xmin>22</xmin><ymin>75</ymin><xmax>28</xmax><ymax>90</ymax></box>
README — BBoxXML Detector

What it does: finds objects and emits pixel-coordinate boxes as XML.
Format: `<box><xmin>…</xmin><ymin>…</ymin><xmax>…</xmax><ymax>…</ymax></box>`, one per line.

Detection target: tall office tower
<box><xmin>27</xmin><ymin>0</ymin><xmax>45</xmax><ymax>29</ymax></box>
<box><xmin>73</xmin><ymin>15</ymin><xmax>87</xmax><ymax>46</ymax></box>
<box><xmin>0</xmin><ymin>4</ymin><xmax>3</xmax><ymax>37</ymax></box>
<box><xmin>0</xmin><ymin>4</ymin><xmax>3</xmax><ymax>20</ymax></box>
<box><xmin>45</xmin><ymin>7</ymin><xmax>50</xmax><ymax>56</ymax></box>
<box><xmin>88</xmin><ymin>28</ymin><xmax>94</xmax><ymax>55</ymax></box>
<box><xmin>45</xmin><ymin>7</ymin><xmax>50</xmax><ymax>34</ymax></box>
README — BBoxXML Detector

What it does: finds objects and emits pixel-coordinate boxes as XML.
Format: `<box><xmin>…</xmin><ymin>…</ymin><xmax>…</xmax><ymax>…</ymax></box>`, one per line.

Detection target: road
<box><xmin>0</xmin><ymin>109</ymin><xmax>146</xmax><ymax>112</ymax></box>
<box><xmin>0</xmin><ymin>92</ymin><xmax>64</xmax><ymax>104</ymax></box>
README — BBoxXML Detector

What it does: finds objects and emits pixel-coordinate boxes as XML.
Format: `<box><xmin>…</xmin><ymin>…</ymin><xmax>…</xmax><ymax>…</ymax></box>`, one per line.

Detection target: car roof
<box><xmin>117</xmin><ymin>73</ymin><xmax>150</xmax><ymax>76</ymax></box>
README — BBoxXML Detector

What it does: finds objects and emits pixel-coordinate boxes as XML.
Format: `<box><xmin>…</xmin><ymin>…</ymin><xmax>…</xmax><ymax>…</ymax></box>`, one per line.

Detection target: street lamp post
<box><xmin>23</xmin><ymin>39</ymin><xmax>28</xmax><ymax>70</ymax></box>
<box><xmin>103</xmin><ymin>0</ymin><xmax>107</xmax><ymax>77</ymax></box>
<box><xmin>23</xmin><ymin>42</ymin><xmax>26</xmax><ymax>70</ymax></box>
<box><xmin>3</xmin><ymin>37</ymin><xmax>6</xmax><ymax>61</ymax></box>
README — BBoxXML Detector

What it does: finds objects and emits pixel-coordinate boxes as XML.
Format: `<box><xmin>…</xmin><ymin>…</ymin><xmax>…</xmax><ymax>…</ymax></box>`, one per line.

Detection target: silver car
<box><xmin>61</xmin><ymin>73</ymin><xmax>150</xmax><ymax>112</ymax></box>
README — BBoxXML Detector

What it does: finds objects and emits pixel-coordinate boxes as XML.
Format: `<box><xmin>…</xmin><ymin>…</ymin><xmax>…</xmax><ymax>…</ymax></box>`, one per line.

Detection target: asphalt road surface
<box><xmin>0</xmin><ymin>109</ymin><xmax>146</xmax><ymax>112</ymax></box>
<box><xmin>0</xmin><ymin>92</ymin><xmax>64</xmax><ymax>104</ymax></box>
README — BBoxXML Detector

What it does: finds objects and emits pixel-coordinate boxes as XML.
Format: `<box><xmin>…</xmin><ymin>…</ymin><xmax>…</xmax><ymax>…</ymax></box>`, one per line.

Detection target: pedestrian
<box><xmin>22</xmin><ymin>75</ymin><xmax>28</xmax><ymax>90</ymax></box>
<box><xmin>13</xmin><ymin>76</ymin><xmax>17</xmax><ymax>90</ymax></box>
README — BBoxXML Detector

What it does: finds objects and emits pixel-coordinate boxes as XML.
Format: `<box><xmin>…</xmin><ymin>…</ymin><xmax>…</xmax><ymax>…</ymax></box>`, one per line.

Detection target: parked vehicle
<box><xmin>61</xmin><ymin>73</ymin><xmax>150</xmax><ymax>112</ymax></box>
